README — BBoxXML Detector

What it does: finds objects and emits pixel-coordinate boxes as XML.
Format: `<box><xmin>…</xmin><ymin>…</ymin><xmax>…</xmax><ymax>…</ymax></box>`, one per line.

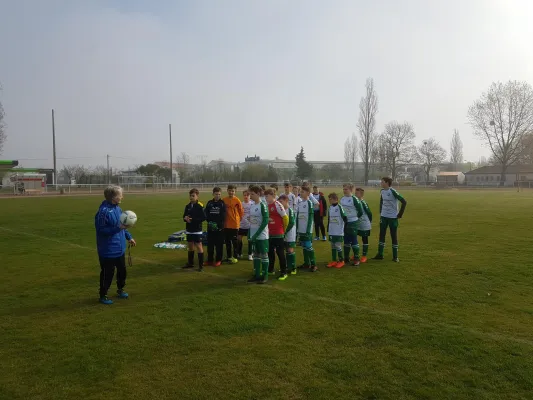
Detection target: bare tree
<box><xmin>380</xmin><ymin>121</ymin><xmax>416</xmax><ymax>181</ymax></box>
<box><xmin>0</xmin><ymin>83</ymin><xmax>6</xmax><ymax>155</ymax></box>
<box><xmin>175</xmin><ymin>152</ymin><xmax>190</xmax><ymax>181</ymax></box>
<box><xmin>450</xmin><ymin>129</ymin><xmax>463</xmax><ymax>170</ymax></box>
<box><xmin>60</xmin><ymin>165</ymin><xmax>90</xmax><ymax>183</ymax></box>
<box><xmin>416</xmin><ymin>138</ymin><xmax>447</xmax><ymax>183</ymax></box>
<box><xmin>344</xmin><ymin>133</ymin><xmax>357</xmax><ymax>182</ymax></box>
<box><xmin>467</xmin><ymin>80</ymin><xmax>533</xmax><ymax>186</ymax></box>
<box><xmin>517</xmin><ymin>133</ymin><xmax>533</xmax><ymax>164</ymax></box>
<box><xmin>357</xmin><ymin>78</ymin><xmax>378</xmax><ymax>185</ymax></box>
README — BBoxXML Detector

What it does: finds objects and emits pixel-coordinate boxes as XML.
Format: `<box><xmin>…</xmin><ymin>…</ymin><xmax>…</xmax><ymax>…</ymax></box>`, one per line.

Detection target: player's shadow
<box><xmin>5</xmin><ymin>270</ymin><xmax>246</xmax><ymax>318</ymax></box>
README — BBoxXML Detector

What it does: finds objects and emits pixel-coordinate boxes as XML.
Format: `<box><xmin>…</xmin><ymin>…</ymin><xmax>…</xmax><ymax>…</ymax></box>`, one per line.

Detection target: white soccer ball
<box><xmin>120</xmin><ymin>210</ymin><xmax>137</xmax><ymax>226</ymax></box>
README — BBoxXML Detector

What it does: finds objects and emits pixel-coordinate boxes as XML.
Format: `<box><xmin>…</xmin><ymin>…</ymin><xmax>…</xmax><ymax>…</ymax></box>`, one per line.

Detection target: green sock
<box><xmin>303</xmin><ymin>249</ymin><xmax>310</xmax><ymax>266</ymax></box>
<box><xmin>344</xmin><ymin>245</ymin><xmax>351</xmax><ymax>261</ymax></box>
<box><xmin>309</xmin><ymin>249</ymin><xmax>316</xmax><ymax>266</ymax></box>
<box><xmin>337</xmin><ymin>250</ymin><xmax>343</xmax><ymax>261</ymax></box>
<box><xmin>363</xmin><ymin>244</ymin><xmax>369</xmax><ymax>256</ymax></box>
<box><xmin>287</xmin><ymin>252</ymin><xmax>296</xmax><ymax>271</ymax></box>
<box><xmin>392</xmin><ymin>244</ymin><xmax>399</xmax><ymax>259</ymax></box>
<box><xmin>253</xmin><ymin>257</ymin><xmax>261</xmax><ymax>278</ymax></box>
<box><xmin>331</xmin><ymin>248</ymin><xmax>337</xmax><ymax>261</ymax></box>
<box><xmin>352</xmin><ymin>244</ymin><xmax>360</xmax><ymax>259</ymax></box>
<box><xmin>378</xmin><ymin>242</ymin><xmax>385</xmax><ymax>256</ymax></box>
<box><xmin>261</xmin><ymin>257</ymin><xmax>269</xmax><ymax>279</ymax></box>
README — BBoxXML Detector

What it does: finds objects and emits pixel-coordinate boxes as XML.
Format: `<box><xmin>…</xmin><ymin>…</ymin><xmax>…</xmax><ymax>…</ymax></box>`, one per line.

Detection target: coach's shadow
<box><xmin>7</xmin><ymin>260</ymin><xmax>246</xmax><ymax>318</ymax></box>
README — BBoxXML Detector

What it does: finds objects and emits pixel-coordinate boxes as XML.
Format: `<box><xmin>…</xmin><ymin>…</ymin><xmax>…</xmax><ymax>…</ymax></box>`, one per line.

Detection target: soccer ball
<box><xmin>120</xmin><ymin>210</ymin><xmax>137</xmax><ymax>226</ymax></box>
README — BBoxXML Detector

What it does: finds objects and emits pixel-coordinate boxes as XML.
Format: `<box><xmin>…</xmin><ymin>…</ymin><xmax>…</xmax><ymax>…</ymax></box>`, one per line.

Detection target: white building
<box><xmin>465</xmin><ymin>165</ymin><xmax>533</xmax><ymax>186</ymax></box>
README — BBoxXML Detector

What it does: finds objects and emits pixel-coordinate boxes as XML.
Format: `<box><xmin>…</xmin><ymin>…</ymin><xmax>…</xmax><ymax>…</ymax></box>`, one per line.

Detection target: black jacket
<box><xmin>183</xmin><ymin>201</ymin><xmax>206</xmax><ymax>233</ymax></box>
<box><xmin>205</xmin><ymin>199</ymin><xmax>226</xmax><ymax>231</ymax></box>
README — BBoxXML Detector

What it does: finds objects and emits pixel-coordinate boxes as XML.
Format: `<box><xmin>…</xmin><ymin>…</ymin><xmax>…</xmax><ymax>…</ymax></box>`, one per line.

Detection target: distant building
<box><xmin>436</xmin><ymin>172</ymin><xmax>465</xmax><ymax>185</ymax></box>
<box><xmin>465</xmin><ymin>165</ymin><xmax>533</xmax><ymax>186</ymax></box>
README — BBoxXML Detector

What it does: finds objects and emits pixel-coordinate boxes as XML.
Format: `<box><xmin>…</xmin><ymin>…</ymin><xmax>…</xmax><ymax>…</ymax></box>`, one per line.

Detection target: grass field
<box><xmin>1</xmin><ymin>189</ymin><xmax>533</xmax><ymax>400</ymax></box>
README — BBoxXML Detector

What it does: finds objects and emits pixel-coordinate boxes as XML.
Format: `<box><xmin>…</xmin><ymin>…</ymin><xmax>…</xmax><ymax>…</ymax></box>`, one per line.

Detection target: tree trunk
<box><xmin>499</xmin><ymin>165</ymin><xmax>507</xmax><ymax>187</ymax></box>
<box><xmin>364</xmin><ymin>161</ymin><xmax>369</xmax><ymax>185</ymax></box>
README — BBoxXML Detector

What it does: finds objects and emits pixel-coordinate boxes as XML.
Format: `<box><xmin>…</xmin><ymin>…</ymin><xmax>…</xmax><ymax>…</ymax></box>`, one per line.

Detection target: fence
<box><xmin>1</xmin><ymin>181</ymin><xmax>532</xmax><ymax>196</ymax></box>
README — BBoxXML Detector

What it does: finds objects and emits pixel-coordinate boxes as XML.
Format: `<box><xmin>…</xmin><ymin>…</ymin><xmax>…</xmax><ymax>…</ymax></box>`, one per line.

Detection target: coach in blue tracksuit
<box><xmin>95</xmin><ymin>185</ymin><xmax>136</xmax><ymax>305</ymax></box>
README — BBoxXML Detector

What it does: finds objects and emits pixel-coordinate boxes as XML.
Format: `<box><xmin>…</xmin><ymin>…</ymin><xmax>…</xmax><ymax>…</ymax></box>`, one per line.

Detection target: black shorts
<box><xmin>238</xmin><ymin>228</ymin><xmax>249</xmax><ymax>237</ymax></box>
<box><xmin>187</xmin><ymin>234</ymin><xmax>203</xmax><ymax>243</ymax></box>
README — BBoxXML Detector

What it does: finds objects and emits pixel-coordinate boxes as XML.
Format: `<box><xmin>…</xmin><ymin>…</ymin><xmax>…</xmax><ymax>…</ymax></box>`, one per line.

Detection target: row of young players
<box><xmin>182</xmin><ymin>178</ymin><xmax>407</xmax><ymax>283</ymax></box>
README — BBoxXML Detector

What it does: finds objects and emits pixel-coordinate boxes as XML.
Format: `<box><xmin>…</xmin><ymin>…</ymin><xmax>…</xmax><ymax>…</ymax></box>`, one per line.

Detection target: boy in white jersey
<box><xmin>247</xmin><ymin>185</ymin><xmax>270</xmax><ymax>283</ymax></box>
<box><xmin>259</xmin><ymin>185</ymin><xmax>267</xmax><ymax>204</ymax></box>
<box><xmin>312</xmin><ymin>185</ymin><xmax>327</xmax><ymax>241</ymax></box>
<box><xmin>327</xmin><ymin>193</ymin><xmax>347</xmax><ymax>268</ymax></box>
<box><xmin>278</xmin><ymin>194</ymin><xmax>297</xmax><ymax>275</ymax></box>
<box><xmin>237</xmin><ymin>189</ymin><xmax>254</xmax><ymax>261</ymax></box>
<box><xmin>340</xmin><ymin>183</ymin><xmax>364</xmax><ymax>266</ymax></box>
<box><xmin>292</xmin><ymin>185</ymin><xmax>301</xmax><ymax>211</ymax></box>
<box><xmin>283</xmin><ymin>182</ymin><xmax>296</xmax><ymax>210</ymax></box>
<box><xmin>373</xmin><ymin>177</ymin><xmax>407</xmax><ymax>262</ymax></box>
<box><xmin>296</xmin><ymin>186</ymin><xmax>317</xmax><ymax>272</ymax></box>
<box><xmin>354</xmin><ymin>188</ymin><xmax>373</xmax><ymax>263</ymax></box>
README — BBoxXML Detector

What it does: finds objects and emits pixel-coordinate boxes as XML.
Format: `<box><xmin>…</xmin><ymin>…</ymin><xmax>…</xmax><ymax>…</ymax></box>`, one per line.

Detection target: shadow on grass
<box><xmin>5</xmin><ymin>273</ymin><xmax>249</xmax><ymax>319</ymax></box>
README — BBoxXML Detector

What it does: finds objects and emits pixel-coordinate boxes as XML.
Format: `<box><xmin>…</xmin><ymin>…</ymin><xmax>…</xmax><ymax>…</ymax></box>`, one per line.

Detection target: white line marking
<box><xmin>1</xmin><ymin>226</ymin><xmax>532</xmax><ymax>347</ymax></box>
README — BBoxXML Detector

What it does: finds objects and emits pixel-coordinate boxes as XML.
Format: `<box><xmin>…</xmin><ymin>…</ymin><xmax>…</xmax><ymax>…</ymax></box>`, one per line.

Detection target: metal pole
<box><xmin>107</xmin><ymin>154</ymin><xmax>110</xmax><ymax>184</ymax></box>
<box><xmin>169</xmin><ymin>123</ymin><xmax>173</xmax><ymax>185</ymax></box>
<box><xmin>52</xmin><ymin>109</ymin><xmax>57</xmax><ymax>185</ymax></box>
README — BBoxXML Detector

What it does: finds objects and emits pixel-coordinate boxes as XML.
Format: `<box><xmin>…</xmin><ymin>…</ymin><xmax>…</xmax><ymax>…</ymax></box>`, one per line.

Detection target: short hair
<box><xmin>328</xmin><ymin>192</ymin><xmax>338</xmax><ymax>200</ymax></box>
<box><xmin>355</xmin><ymin>187</ymin><xmax>365</xmax><ymax>193</ymax></box>
<box><xmin>270</xmin><ymin>184</ymin><xmax>278</xmax><ymax>191</ymax></box>
<box><xmin>382</xmin><ymin>177</ymin><xmax>393</xmax><ymax>186</ymax></box>
<box><xmin>284</xmin><ymin>182</ymin><xmax>292</xmax><ymax>187</ymax></box>
<box><xmin>189</xmin><ymin>188</ymin><xmax>199</xmax><ymax>196</ymax></box>
<box><xmin>343</xmin><ymin>183</ymin><xmax>354</xmax><ymax>190</ymax></box>
<box><xmin>104</xmin><ymin>185</ymin><xmax>122</xmax><ymax>202</ymax></box>
<box><xmin>277</xmin><ymin>194</ymin><xmax>288</xmax><ymax>201</ymax></box>
<box><xmin>260</xmin><ymin>184</ymin><xmax>266</xmax><ymax>190</ymax></box>
<box><xmin>248</xmin><ymin>184</ymin><xmax>254</xmax><ymax>190</ymax></box>
<box><xmin>212</xmin><ymin>186</ymin><xmax>222</xmax><ymax>194</ymax></box>
<box><xmin>243</xmin><ymin>190</ymin><xmax>249</xmax><ymax>195</ymax></box>
<box><xmin>301</xmin><ymin>186</ymin><xmax>310</xmax><ymax>193</ymax></box>
<box><xmin>313</xmin><ymin>185</ymin><xmax>318</xmax><ymax>189</ymax></box>
<box><xmin>249</xmin><ymin>185</ymin><xmax>261</xmax><ymax>194</ymax></box>
<box><xmin>264</xmin><ymin>188</ymin><xmax>275</xmax><ymax>196</ymax></box>
<box><xmin>227</xmin><ymin>184</ymin><xmax>236</xmax><ymax>190</ymax></box>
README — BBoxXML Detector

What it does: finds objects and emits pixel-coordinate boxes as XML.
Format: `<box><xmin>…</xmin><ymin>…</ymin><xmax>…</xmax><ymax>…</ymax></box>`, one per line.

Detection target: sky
<box><xmin>1</xmin><ymin>0</ymin><xmax>533</xmax><ymax>170</ymax></box>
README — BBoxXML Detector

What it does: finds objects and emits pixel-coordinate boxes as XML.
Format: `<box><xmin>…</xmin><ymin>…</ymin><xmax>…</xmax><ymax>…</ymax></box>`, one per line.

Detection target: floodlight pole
<box><xmin>169</xmin><ymin>123</ymin><xmax>173</xmax><ymax>185</ymax></box>
<box><xmin>52</xmin><ymin>109</ymin><xmax>57</xmax><ymax>186</ymax></box>
<box><xmin>107</xmin><ymin>154</ymin><xmax>111</xmax><ymax>184</ymax></box>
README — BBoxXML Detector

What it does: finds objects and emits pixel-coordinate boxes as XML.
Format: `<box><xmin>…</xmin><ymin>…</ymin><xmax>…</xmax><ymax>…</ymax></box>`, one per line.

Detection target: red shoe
<box><xmin>214</xmin><ymin>261</ymin><xmax>222</xmax><ymax>267</ymax></box>
<box><xmin>335</xmin><ymin>261</ymin><xmax>345</xmax><ymax>268</ymax></box>
<box><xmin>360</xmin><ymin>256</ymin><xmax>367</xmax><ymax>263</ymax></box>
<box><xmin>327</xmin><ymin>261</ymin><xmax>337</xmax><ymax>268</ymax></box>
<box><xmin>204</xmin><ymin>261</ymin><xmax>213</xmax><ymax>266</ymax></box>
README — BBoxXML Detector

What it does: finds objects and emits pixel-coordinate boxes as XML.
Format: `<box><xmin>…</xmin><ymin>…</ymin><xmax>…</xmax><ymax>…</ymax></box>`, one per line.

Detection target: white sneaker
<box><xmin>248</xmin><ymin>254</ymin><xmax>253</xmax><ymax>261</ymax></box>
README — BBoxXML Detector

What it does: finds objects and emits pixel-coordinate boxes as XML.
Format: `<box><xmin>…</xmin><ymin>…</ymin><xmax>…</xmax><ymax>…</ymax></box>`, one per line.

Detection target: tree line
<box><xmin>2</xmin><ymin>79</ymin><xmax>532</xmax><ymax>187</ymax></box>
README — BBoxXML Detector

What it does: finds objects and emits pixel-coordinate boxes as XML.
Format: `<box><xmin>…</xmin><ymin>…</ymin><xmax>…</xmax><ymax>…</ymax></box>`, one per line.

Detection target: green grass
<box><xmin>1</xmin><ymin>189</ymin><xmax>533</xmax><ymax>400</ymax></box>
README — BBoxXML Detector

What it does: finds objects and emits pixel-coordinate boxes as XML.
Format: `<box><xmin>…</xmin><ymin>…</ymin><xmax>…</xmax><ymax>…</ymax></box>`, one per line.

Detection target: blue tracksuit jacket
<box><xmin>95</xmin><ymin>200</ymin><xmax>132</xmax><ymax>258</ymax></box>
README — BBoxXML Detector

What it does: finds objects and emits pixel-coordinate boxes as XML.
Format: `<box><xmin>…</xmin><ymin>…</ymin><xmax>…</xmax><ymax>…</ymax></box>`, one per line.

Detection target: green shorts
<box><xmin>344</xmin><ymin>221</ymin><xmax>359</xmax><ymax>236</ymax></box>
<box><xmin>329</xmin><ymin>235</ymin><xmax>343</xmax><ymax>243</ymax></box>
<box><xmin>380</xmin><ymin>217</ymin><xmax>399</xmax><ymax>229</ymax></box>
<box><xmin>251</xmin><ymin>239</ymin><xmax>269</xmax><ymax>255</ymax></box>
<box><xmin>357</xmin><ymin>230</ymin><xmax>371</xmax><ymax>237</ymax></box>
<box><xmin>285</xmin><ymin>241</ymin><xmax>296</xmax><ymax>250</ymax></box>
<box><xmin>298</xmin><ymin>233</ymin><xmax>312</xmax><ymax>242</ymax></box>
